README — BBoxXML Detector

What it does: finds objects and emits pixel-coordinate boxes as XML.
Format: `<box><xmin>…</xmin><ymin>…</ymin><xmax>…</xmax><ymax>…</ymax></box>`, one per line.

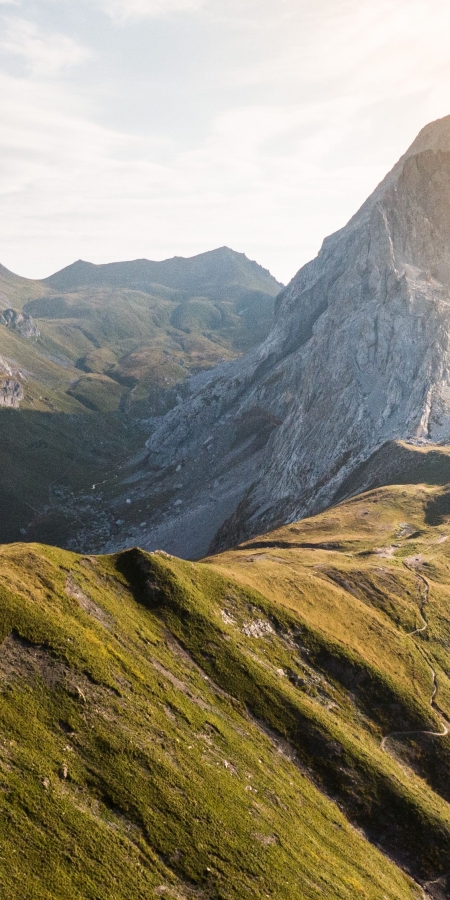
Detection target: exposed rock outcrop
<box><xmin>0</xmin><ymin>308</ymin><xmax>40</xmax><ymax>339</ymax></box>
<box><xmin>0</xmin><ymin>355</ymin><xmax>14</xmax><ymax>378</ymax></box>
<box><xmin>0</xmin><ymin>378</ymin><xmax>24</xmax><ymax>408</ymax></box>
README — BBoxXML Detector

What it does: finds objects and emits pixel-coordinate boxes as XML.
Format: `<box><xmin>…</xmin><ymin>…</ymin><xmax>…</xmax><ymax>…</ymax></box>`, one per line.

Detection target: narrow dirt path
<box><xmin>381</xmin><ymin>563</ymin><xmax>449</xmax><ymax>751</ymax></box>
<box><xmin>406</xmin><ymin>565</ymin><xmax>429</xmax><ymax>636</ymax></box>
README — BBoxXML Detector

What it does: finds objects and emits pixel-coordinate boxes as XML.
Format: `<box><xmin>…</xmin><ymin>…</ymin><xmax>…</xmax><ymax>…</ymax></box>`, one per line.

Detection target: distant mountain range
<box><xmin>43</xmin><ymin>246</ymin><xmax>278</xmax><ymax>300</ymax></box>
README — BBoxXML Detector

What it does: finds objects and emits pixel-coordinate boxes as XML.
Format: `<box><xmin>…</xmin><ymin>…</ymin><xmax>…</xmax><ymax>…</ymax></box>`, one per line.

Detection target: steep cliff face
<box><xmin>0</xmin><ymin>308</ymin><xmax>40</xmax><ymax>339</ymax></box>
<box><xmin>0</xmin><ymin>379</ymin><xmax>24</xmax><ymax>408</ymax></box>
<box><xmin>143</xmin><ymin>116</ymin><xmax>450</xmax><ymax>557</ymax></box>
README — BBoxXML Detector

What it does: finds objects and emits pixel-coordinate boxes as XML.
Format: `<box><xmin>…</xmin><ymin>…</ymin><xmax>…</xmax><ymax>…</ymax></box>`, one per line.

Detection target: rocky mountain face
<box><xmin>0</xmin><ymin>378</ymin><xmax>24</xmax><ymax>408</ymax></box>
<box><xmin>0</xmin><ymin>308</ymin><xmax>40</xmax><ymax>339</ymax></box>
<box><xmin>141</xmin><ymin>115</ymin><xmax>450</xmax><ymax>558</ymax></box>
<box><xmin>0</xmin><ymin>352</ymin><xmax>25</xmax><ymax>408</ymax></box>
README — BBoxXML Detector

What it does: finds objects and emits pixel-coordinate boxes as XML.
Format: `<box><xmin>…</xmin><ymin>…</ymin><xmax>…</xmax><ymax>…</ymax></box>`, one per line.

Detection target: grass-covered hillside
<box><xmin>18</xmin><ymin>247</ymin><xmax>282</xmax><ymax>394</ymax></box>
<box><xmin>3</xmin><ymin>483</ymin><xmax>450</xmax><ymax>897</ymax></box>
<box><xmin>0</xmin><ymin>248</ymin><xmax>281</xmax><ymax>547</ymax></box>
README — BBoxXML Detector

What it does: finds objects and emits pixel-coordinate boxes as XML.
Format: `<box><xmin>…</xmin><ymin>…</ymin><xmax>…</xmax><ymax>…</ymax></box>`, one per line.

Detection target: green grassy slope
<box><xmin>4</xmin><ymin>248</ymin><xmax>282</xmax><ymax>408</ymax></box>
<box><xmin>0</xmin><ymin>264</ymin><xmax>48</xmax><ymax>308</ymax></box>
<box><xmin>22</xmin><ymin>247</ymin><xmax>283</xmax><ymax>386</ymax></box>
<box><xmin>4</xmin><ymin>483</ymin><xmax>450</xmax><ymax>896</ymax></box>
<box><xmin>0</xmin><ymin>542</ymin><xmax>419</xmax><ymax>900</ymax></box>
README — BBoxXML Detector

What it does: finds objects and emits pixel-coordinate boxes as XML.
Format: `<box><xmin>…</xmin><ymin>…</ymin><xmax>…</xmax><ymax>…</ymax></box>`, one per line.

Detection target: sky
<box><xmin>1</xmin><ymin>0</ymin><xmax>450</xmax><ymax>284</ymax></box>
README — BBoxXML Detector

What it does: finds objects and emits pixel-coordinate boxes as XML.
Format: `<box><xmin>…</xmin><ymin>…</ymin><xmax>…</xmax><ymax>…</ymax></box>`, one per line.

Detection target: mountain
<box><xmin>134</xmin><ymin>114</ymin><xmax>450</xmax><ymax>558</ymax></box>
<box><xmin>43</xmin><ymin>246</ymin><xmax>279</xmax><ymax>300</ymax></box>
<box><xmin>0</xmin><ymin>248</ymin><xmax>282</xmax><ymax>547</ymax></box>
<box><xmin>3</xmin><ymin>483</ymin><xmax>450</xmax><ymax>897</ymax></box>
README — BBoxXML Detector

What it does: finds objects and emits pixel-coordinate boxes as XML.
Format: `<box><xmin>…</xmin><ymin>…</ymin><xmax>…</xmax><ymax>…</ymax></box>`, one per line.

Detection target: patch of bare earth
<box><xmin>374</xmin><ymin>546</ymin><xmax>398</xmax><ymax>559</ymax></box>
<box><xmin>65</xmin><ymin>575</ymin><xmax>113</xmax><ymax>629</ymax></box>
<box><xmin>0</xmin><ymin>631</ymin><xmax>115</xmax><ymax>711</ymax></box>
<box><xmin>405</xmin><ymin>555</ymin><xmax>425</xmax><ymax>568</ymax></box>
<box><xmin>0</xmin><ymin>632</ymin><xmax>68</xmax><ymax>688</ymax></box>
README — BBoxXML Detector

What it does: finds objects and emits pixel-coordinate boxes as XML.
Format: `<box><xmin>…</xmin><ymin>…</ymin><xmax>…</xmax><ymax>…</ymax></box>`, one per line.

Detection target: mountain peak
<box><xmin>406</xmin><ymin>113</ymin><xmax>450</xmax><ymax>157</ymax></box>
<box><xmin>324</xmin><ymin>114</ymin><xmax>450</xmax><ymax>251</ymax></box>
<box><xmin>140</xmin><ymin>117</ymin><xmax>450</xmax><ymax>558</ymax></box>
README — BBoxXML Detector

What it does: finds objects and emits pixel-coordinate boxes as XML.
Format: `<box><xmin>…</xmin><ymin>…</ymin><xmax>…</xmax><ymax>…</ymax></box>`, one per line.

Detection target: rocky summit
<box><xmin>141</xmin><ymin>115</ymin><xmax>450</xmax><ymax>558</ymax></box>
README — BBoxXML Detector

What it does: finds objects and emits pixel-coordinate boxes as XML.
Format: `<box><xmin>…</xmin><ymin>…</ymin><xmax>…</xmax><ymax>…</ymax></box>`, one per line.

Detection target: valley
<box><xmin>0</xmin><ymin>248</ymin><xmax>281</xmax><ymax>549</ymax></box>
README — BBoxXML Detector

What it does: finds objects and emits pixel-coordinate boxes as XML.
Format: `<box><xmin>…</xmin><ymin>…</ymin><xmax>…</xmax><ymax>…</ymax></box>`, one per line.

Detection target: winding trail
<box><xmin>381</xmin><ymin>563</ymin><xmax>449</xmax><ymax>752</ymax></box>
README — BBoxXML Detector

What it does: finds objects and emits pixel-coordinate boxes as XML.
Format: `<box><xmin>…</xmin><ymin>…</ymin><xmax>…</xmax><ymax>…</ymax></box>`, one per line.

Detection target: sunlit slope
<box><xmin>206</xmin><ymin>483</ymin><xmax>450</xmax><ymax>892</ymax></box>
<box><xmin>0</xmin><ymin>538</ymin><xmax>424</xmax><ymax>900</ymax></box>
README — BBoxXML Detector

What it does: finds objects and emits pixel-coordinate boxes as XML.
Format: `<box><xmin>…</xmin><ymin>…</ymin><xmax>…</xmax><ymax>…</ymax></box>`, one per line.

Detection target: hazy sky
<box><xmin>1</xmin><ymin>0</ymin><xmax>450</xmax><ymax>283</ymax></box>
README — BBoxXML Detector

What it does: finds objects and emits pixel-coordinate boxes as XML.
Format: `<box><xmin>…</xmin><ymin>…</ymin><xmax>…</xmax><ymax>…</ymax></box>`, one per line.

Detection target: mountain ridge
<box><xmin>43</xmin><ymin>246</ymin><xmax>282</xmax><ymax>299</ymax></box>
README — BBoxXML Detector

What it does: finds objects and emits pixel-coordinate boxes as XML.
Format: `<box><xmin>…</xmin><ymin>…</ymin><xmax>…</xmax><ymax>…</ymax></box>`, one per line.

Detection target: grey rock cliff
<box><xmin>143</xmin><ymin>115</ymin><xmax>450</xmax><ymax>557</ymax></box>
<box><xmin>0</xmin><ymin>379</ymin><xmax>24</xmax><ymax>408</ymax></box>
<box><xmin>0</xmin><ymin>308</ymin><xmax>40</xmax><ymax>339</ymax></box>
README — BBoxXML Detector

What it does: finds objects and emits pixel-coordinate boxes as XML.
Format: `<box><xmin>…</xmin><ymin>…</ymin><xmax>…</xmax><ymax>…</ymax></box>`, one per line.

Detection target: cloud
<box><xmin>100</xmin><ymin>0</ymin><xmax>205</xmax><ymax>22</ymax></box>
<box><xmin>0</xmin><ymin>18</ymin><xmax>90</xmax><ymax>75</ymax></box>
<box><xmin>0</xmin><ymin>0</ymin><xmax>450</xmax><ymax>283</ymax></box>
<box><xmin>226</xmin><ymin>0</ymin><xmax>450</xmax><ymax>99</ymax></box>
<box><xmin>0</xmin><ymin>58</ymin><xmax>385</xmax><ymax>284</ymax></box>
